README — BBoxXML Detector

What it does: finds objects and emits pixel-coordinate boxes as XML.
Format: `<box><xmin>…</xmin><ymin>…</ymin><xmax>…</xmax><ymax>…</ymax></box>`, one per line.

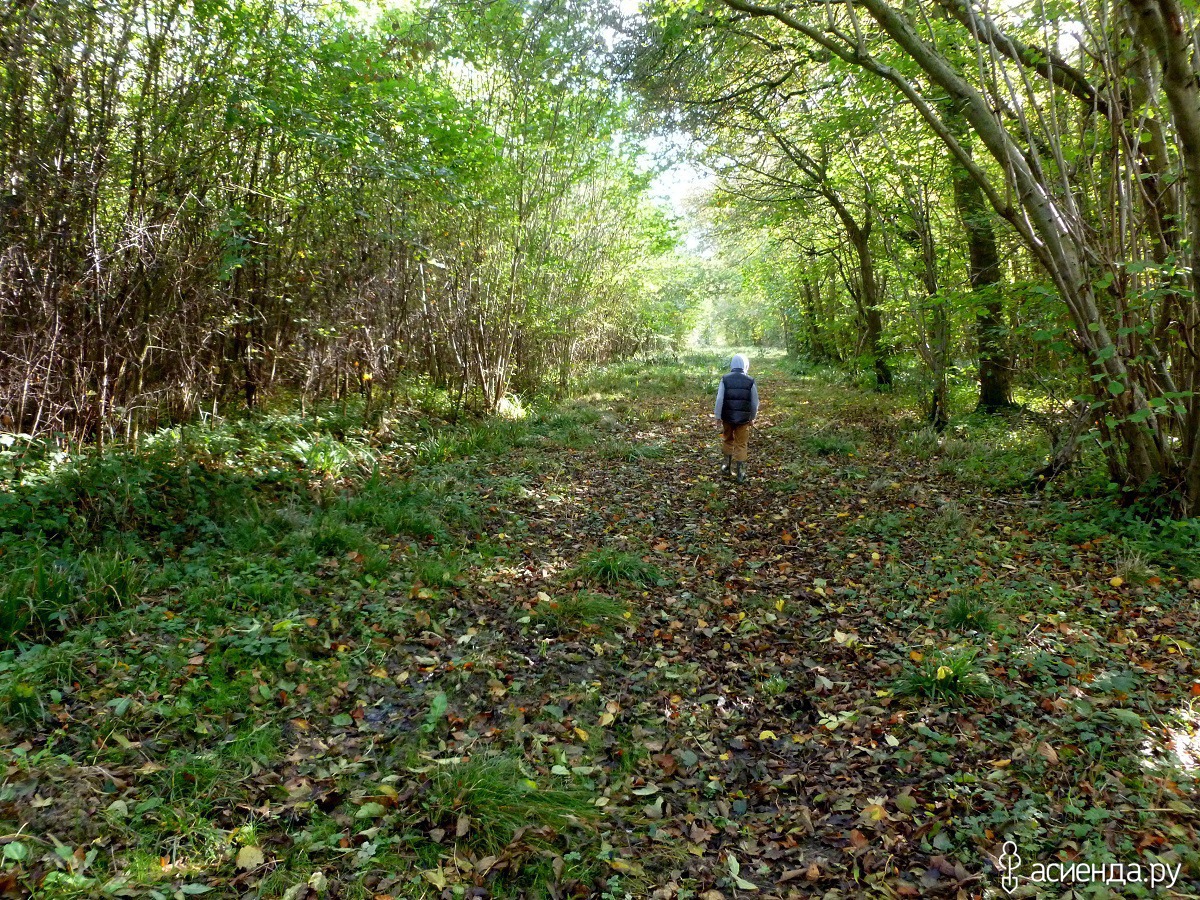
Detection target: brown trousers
<box><xmin>722</xmin><ymin>422</ymin><xmax>751</xmax><ymax>462</ymax></box>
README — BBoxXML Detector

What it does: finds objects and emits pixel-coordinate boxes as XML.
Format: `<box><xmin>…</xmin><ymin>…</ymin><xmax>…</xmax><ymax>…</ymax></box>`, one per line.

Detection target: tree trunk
<box><xmin>1126</xmin><ymin>0</ymin><xmax>1200</xmax><ymax>514</ymax></box>
<box><xmin>947</xmin><ymin>103</ymin><xmax>1013</xmax><ymax>412</ymax></box>
<box><xmin>839</xmin><ymin>202</ymin><xmax>892</xmax><ymax>389</ymax></box>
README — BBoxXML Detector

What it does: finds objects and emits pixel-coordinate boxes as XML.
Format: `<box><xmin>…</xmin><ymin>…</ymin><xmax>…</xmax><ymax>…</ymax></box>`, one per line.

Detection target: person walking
<box><xmin>714</xmin><ymin>353</ymin><xmax>759</xmax><ymax>484</ymax></box>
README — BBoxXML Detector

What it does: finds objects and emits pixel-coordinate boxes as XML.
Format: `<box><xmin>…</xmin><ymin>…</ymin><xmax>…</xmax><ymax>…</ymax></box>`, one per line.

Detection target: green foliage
<box><xmin>572</xmin><ymin>548</ymin><xmax>663</xmax><ymax>586</ymax></box>
<box><xmin>928</xmin><ymin>501</ymin><xmax>972</xmax><ymax>540</ymax></box>
<box><xmin>418</xmin><ymin>756</ymin><xmax>599</xmax><ymax>855</ymax></box>
<box><xmin>943</xmin><ymin>592</ymin><xmax>996</xmax><ymax>633</ymax></box>
<box><xmin>412</xmin><ymin>551</ymin><xmax>466</xmax><ymax>588</ymax></box>
<box><xmin>0</xmin><ymin>354</ymin><xmax>1196</xmax><ymax>898</ymax></box>
<box><xmin>530</xmin><ymin>594</ymin><xmax>631</xmax><ymax>634</ymax></box>
<box><xmin>895</xmin><ymin>648</ymin><xmax>995</xmax><ymax>702</ymax></box>
<box><xmin>804</xmin><ymin>430</ymin><xmax>858</xmax><ymax>457</ymax></box>
<box><xmin>1044</xmin><ymin>501</ymin><xmax>1200</xmax><ymax>577</ymax></box>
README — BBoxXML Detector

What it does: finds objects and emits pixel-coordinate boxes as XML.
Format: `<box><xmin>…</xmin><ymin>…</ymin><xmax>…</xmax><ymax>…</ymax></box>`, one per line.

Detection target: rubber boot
<box><xmin>721</xmin><ymin>454</ymin><xmax>731</xmax><ymax>476</ymax></box>
<box><xmin>736</xmin><ymin>461</ymin><xmax>746</xmax><ymax>484</ymax></box>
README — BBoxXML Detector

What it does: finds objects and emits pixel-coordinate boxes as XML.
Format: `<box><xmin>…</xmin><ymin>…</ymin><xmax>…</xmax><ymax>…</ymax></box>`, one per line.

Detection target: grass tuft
<box><xmin>804</xmin><ymin>430</ymin><xmax>857</xmax><ymax>457</ymax></box>
<box><xmin>419</xmin><ymin>755</ymin><xmax>599</xmax><ymax>855</ymax></box>
<box><xmin>572</xmin><ymin>548</ymin><xmax>662</xmax><ymax>587</ymax></box>
<box><xmin>895</xmin><ymin>648</ymin><xmax>995</xmax><ymax>702</ymax></box>
<box><xmin>943</xmin><ymin>592</ymin><xmax>996</xmax><ymax>633</ymax></box>
<box><xmin>530</xmin><ymin>593</ymin><xmax>631</xmax><ymax>634</ymax></box>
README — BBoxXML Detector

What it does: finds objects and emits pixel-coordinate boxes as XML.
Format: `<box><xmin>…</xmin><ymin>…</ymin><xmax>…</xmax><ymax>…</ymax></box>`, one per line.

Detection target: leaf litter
<box><xmin>1</xmin><ymin>356</ymin><xmax>1198</xmax><ymax>898</ymax></box>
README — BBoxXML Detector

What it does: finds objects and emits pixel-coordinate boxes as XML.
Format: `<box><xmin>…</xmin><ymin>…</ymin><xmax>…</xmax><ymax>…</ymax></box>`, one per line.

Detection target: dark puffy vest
<box><xmin>721</xmin><ymin>371</ymin><xmax>755</xmax><ymax>425</ymax></box>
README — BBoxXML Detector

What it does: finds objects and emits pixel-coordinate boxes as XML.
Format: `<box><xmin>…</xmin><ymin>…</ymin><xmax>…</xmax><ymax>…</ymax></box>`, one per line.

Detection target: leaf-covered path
<box><xmin>3</xmin><ymin>355</ymin><xmax>1198</xmax><ymax>898</ymax></box>
<box><xmin>459</xmin><ymin>358</ymin><xmax>1200</xmax><ymax>898</ymax></box>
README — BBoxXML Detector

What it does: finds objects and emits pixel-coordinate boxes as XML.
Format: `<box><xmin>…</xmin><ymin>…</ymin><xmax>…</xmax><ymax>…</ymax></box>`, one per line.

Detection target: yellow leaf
<box><xmin>1110</xmin><ymin>576</ymin><xmax>1125</xmax><ymax>587</ymax></box>
<box><xmin>370</xmin><ymin>667</ymin><xmax>389</xmax><ymax>678</ymax></box>
<box><xmin>991</xmin><ymin>758</ymin><xmax>1012</xmax><ymax>768</ymax></box>
<box><xmin>598</xmin><ymin>712</ymin><xmax>615</xmax><ymax>727</ymax></box>
<box><xmin>775</xmin><ymin>599</ymin><xmax>785</xmax><ymax>611</ymax></box>
<box><xmin>608</xmin><ymin>858</ymin><xmax>646</xmax><ymax>875</ymax></box>
<box><xmin>936</xmin><ymin>666</ymin><xmax>952</xmax><ymax>680</ymax></box>
<box><xmin>759</xmin><ymin>730</ymin><xmax>778</xmax><ymax>741</ymax></box>
<box><xmin>421</xmin><ymin>868</ymin><xmax>447</xmax><ymax>889</ymax></box>
<box><xmin>910</xmin><ymin>650</ymin><xmax>924</xmax><ymax>663</ymax></box>
<box><xmin>871</xmin><ymin>552</ymin><xmax>881</xmax><ymax>561</ymax></box>
<box><xmin>236</xmin><ymin>846</ymin><xmax>265</xmax><ymax>871</ymax></box>
<box><xmin>574</xmin><ymin>727</ymin><xmax>589</xmax><ymax>741</ymax></box>
<box><xmin>862</xmin><ymin>803</ymin><xmax>887</xmax><ymax>822</ymax></box>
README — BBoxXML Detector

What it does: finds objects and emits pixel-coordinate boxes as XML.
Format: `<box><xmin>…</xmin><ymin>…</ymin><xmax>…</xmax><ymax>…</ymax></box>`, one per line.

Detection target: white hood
<box><xmin>730</xmin><ymin>354</ymin><xmax>749</xmax><ymax>373</ymax></box>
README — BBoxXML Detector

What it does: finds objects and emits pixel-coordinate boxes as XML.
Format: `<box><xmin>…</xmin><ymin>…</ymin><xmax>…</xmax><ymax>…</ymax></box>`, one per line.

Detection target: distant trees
<box><xmin>630</xmin><ymin>0</ymin><xmax>1200</xmax><ymax>512</ymax></box>
<box><xmin>0</xmin><ymin>0</ymin><xmax>680</xmax><ymax>441</ymax></box>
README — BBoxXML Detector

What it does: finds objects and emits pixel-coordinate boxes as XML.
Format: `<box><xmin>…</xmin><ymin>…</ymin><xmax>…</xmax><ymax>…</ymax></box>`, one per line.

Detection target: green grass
<box><xmin>530</xmin><ymin>593</ymin><xmax>631</xmax><ymax>634</ymax></box>
<box><xmin>927</xmin><ymin>501</ymin><xmax>972</xmax><ymax>540</ymax></box>
<box><xmin>803</xmin><ymin>430</ymin><xmax>857</xmax><ymax>457</ymax></box>
<box><xmin>572</xmin><ymin>548</ymin><xmax>662</xmax><ymax>587</ymax></box>
<box><xmin>614</xmin><ymin>441</ymin><xmax>667</xmax><ymax>461</ymax></box>
<box><xmin>760</xmin><ymin>675</ymin><xmax>789</xmax><ymax>696</ymax></box>
<box><xmin>418</xmin><ymin>755</ymin><xmax>600</xmax><ymax>855</ymax></box>
<box><xmin>411</xmin><ymin>550</ymin><xmax>465</xmax><ymax>588</ymax></box>
<box><xmin>943</xmin><ymin>592</ymin><xmax>996</xmax><ymax>633</ymax></box>
<box><xmin>895</xmin><ymin>648</ymin><xmax>995</xmax><ymax>703</ymax></box>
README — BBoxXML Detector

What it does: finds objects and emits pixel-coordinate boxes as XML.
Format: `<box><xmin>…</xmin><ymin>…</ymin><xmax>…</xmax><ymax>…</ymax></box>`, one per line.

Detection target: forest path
<box><xmin>446</xmin><ymin>355</ymin><xmax>1200</xmax><ymax>896</ymax></box>
<box><xmin>5</xmin><ymin>356</ymin><xmax>1197</xmax><ymax>899</ymax></box>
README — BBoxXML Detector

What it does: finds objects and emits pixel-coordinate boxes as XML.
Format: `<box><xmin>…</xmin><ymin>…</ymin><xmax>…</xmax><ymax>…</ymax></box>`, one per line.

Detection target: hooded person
<box><xmin>714</xmin><ymin>353</ymin><xmax>759</xmax><ymax>483</ymax></box>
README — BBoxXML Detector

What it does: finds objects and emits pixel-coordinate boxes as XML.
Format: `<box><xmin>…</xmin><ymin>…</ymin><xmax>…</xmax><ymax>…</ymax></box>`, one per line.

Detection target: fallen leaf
<box><xmin>236</xmin><ymin>846</ymin><xmax>265</xmax><ymax>871</ymax></box>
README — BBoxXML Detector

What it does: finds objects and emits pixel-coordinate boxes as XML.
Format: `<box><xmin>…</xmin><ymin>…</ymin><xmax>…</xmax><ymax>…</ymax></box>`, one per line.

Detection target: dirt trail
<box><xmin>459</xmin><ymin>358</ymin><xmax>1199</xmax><ymax>897</ymax></box>
<box><xmin>4</xmin><ymin>358</ymin><xmax>1197</xmax><ymax>899</ymax></box>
